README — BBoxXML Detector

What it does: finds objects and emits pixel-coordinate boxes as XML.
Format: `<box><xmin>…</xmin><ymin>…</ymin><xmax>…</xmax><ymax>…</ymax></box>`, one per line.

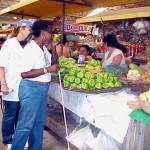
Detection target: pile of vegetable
<box><xmin>59</xmin><ymin>56</ymin><xmax>76</xmax><ymax>72</ymax></box>
<box><xmin>63</xmin><ymin>66</ymin><xmax>122</xmax><ymax>90</ymax></box>
<box><xmin>85</xmin><ymin>59</ymin><xmax>102</xmax><ymax>70</ymax></box>
<box><xmin>129</xmin><ymin>63</ymin><xmax>144</xmax><ymax>74</ymax></box>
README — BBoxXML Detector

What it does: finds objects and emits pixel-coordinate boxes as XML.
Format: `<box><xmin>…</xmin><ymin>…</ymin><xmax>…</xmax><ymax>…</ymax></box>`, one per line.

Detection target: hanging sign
<box><xmin>64</xmin><ymin>23</ymin><xmax>92</xmax><ymax>34</ymax></box>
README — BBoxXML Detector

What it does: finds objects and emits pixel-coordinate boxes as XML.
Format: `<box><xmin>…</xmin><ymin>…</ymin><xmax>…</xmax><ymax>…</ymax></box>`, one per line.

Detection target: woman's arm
<box><xmin>48</xmin><ymin>42</ymin><xmax>58</xmax><ymax>65</ymax></box>
<box><xmin>112</xmin><ymin>54</ymin><xmax>123</xmax><ymax>66</ymax></box>
<box><xmin>0</xmin><ymin>67</ymin><xmax>9</xmax><ymax>94</ymax></box>
<box><xmin>21</xmin><ymin>64</ymin><xmax>60</xmax><ymax>79</ymax></box>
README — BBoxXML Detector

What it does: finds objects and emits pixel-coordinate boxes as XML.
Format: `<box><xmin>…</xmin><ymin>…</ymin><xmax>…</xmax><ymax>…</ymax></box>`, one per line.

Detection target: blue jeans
<box><xmin>2</xmin><ymin>101</ymin><xmax>20</xmax><ymax>145</ymax></box>
<box><xmin>11</xmin><ymin>80</ymin><xmax>49</xmax><ymax>150</ymax></box>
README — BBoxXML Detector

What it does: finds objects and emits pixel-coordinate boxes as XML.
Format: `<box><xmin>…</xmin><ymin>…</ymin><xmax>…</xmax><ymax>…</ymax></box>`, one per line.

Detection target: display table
<box><xmin>46</xmin><ymin>81</ymin><xmax>150</xmax><ymax>150</ymax></box>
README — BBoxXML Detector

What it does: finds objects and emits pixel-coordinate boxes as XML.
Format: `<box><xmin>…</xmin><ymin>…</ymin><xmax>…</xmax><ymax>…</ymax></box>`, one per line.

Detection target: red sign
<box><xmin>64</xmin><ymin>23</ymin><xmax>92</xmax><ymax>34</ymax></box>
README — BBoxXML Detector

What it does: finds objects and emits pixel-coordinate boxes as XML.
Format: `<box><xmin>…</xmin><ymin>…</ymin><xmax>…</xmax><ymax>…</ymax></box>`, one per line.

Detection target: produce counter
<box><xmin>46</xmin><ymin>80</ymin><xmax>150</xmax><ymax>150</ymax></box>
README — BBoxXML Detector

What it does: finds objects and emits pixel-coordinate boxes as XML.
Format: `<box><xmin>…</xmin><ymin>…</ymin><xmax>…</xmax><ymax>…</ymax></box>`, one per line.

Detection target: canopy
<box><xmin>0</xmin><ymin>0</ymin><xmax>148</xmax><ymax>19</ymax></box>
<box><xmin>76</xmin><ymin>6</ymin><xmax>150</xmax><ymax>23</ymax></box>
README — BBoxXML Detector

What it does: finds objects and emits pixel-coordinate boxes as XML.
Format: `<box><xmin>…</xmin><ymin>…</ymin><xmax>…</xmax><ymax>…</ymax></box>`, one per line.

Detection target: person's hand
<box><xmin>46</xmin><ymin>64</ymin><xmax>60</xmax><ymax>73</ymax></box>
<box><xmin>1</xmin><ymin>84</ymin><xmax>9</xmax><ymax>95</ymax></box>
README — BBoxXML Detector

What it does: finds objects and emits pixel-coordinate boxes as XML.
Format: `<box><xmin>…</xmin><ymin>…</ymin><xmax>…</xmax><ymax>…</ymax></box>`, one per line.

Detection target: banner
<box><xmin>64</xmin><ymin>23</ymin><xmax>92</xmax><ymax>34</ymax></box>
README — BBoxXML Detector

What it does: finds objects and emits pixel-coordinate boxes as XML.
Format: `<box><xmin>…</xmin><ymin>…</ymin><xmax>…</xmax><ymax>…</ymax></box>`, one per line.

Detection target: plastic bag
<box><xmin>66</xmin><ymin>125</ymin><xmax>93</xmax><ymax>150</ymax></box>
<box><xmin>85</xmin><ymin>130</ymin><xmax>122</xmax><ymax>150</ymax></box>
<box><xmin>104</xmin><ymin>64</ymin><xmax>128</xmax><ymax>76</ymax></box>
<box><xmin>67</xmin><ymin>123</ymin><xmax>122</xmax><ymax>150</ymax></box>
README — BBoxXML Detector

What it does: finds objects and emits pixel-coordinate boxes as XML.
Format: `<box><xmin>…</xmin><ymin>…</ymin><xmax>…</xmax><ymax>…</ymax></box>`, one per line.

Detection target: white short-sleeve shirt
<box><xmin>21</xmin><ymin>40</ymin><xmax>51</xmax><ymax>82</ymax></box>
<box><xmin>102</xmin><ymin>48</ymin><xmax>125</xmax><ymax>68</ymax></box>
<box><xmin>0</xmin><ymin>37</ymin><xmax>23</xmax><ymax>101</ymax></box>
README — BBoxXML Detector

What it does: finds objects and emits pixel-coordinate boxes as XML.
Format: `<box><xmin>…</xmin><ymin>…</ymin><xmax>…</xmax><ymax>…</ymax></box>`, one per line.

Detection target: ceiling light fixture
<box><xmin>13</xmin><ymin>16</ymin><xmax>17</xmax><ymax>19</ymax></box>
<box><xmin>86</xmin><ymin>8</ymin><xmax>107</xmax><ymax>17</ymax></box>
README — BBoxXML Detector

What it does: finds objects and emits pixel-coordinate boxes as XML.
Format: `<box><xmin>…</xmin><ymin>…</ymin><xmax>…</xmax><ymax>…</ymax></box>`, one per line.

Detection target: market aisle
<box><xmin>0</xmin><ymin>110</ymin><xmax>72</xmax><ymax>150</ymax></box>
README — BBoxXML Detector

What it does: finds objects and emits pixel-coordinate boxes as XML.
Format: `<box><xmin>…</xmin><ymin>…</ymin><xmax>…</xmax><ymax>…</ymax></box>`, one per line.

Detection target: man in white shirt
<box><xmin>11</xmin><ymin>20</ymin><xmax>59</xmax><ymax>150</ymax></box>
<box><xmin>0</xmin><ymin>19</ymin><xmax>32</xmax><ymax>150</ymax></box>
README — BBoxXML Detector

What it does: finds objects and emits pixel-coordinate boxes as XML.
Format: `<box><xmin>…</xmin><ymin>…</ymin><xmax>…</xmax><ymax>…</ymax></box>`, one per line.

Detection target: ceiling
<box><xmin>0</xmin><ymin>0</ymin><xmax>20</xmax><ymax>24</ymax></box>
<box><xmin>0</xmin><ymin>0</ymin><xmax>150</xmax><ymax>32</ymax></box>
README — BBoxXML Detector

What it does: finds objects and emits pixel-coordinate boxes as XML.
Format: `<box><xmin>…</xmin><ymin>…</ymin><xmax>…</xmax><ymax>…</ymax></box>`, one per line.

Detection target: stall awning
<box><xmin>76</xmin><ymin>6</ymin><xmax>150</xmax><ymax>23</ymax></box>
<box><xmin>0</xmin><ymin>0</ymin><xmax>148</xmax><ymax>19</ymax></box>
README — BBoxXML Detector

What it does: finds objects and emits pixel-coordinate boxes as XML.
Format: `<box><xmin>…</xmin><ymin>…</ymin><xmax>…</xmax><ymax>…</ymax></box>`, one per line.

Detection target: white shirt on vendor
<box><xmin>21</xmin><ymin>40</ymin><xmax>51</xmax><ymax>82</ymax></box>
<box><xmin>0</xmin><ymin>37</ymin><xmax>23</xmax><ymax>101</ymax></box>
<box><xmin>102</xmin><ymin>48</ymin><xmax>125</xmax><ymax>68</ymax></box>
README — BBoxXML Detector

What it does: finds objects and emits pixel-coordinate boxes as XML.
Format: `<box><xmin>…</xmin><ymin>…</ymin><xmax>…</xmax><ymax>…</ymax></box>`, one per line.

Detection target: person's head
<box><xmin>59</xmin><ymin>34</ymin><xmax>67</xmax><ymax>45</ymax></box>
<box><xmin>32</xmin><ymin>20</ymin><xmax>52</xmax><ymax>47</ymax></box>
<box><xmin>103</xmin><ymin>34</ymin><xmax>117</xmax><ymax>48</ymax></box>
<box><xmin>103</xmin><ymin>34</ymin><xmax>127</xmax><ymax>54</ymax></box>
<box><xmin>0</xmin><ymin>38</ymin><xmax>5</xmax><ymax>45</ymax></box>
<box><xmin>79</xmin><ymin>45</ymin><xmax>90</xmax><ymax>57</ymax></box>
<box><xmin>10</xmin><ymin>19</ymin><xmax>32</xmax><ymax>41</ymax></box>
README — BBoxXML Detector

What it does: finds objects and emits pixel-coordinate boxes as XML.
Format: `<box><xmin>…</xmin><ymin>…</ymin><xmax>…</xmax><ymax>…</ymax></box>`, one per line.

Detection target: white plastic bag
<box><xmin>85</xmin><ymin>130</ymin><xmax>122</xmax><ymax>150</ymax></box>
<box><xmin>66</xmin><ymin>125</ymin><xmax>93</xmax><ymax>150</ymax></box>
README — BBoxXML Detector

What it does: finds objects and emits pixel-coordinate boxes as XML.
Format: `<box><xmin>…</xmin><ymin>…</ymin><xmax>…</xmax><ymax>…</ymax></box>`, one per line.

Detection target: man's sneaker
<box><xmin>25</xmin><ymin>141</ymin><xmax>29</xmax><ymax>148</ymax></box>
<box><xmin>4</xmin><ymin>144</ymin><xmax>12</xmax><ymax>150</ymax></box>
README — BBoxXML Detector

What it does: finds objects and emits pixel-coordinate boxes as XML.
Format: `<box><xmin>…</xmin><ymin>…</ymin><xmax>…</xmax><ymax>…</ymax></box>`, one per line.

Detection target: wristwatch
<box><xmin>43</xmin><ymin>67</ymin><xmax>48</xmax><ymax>74</ymax></box>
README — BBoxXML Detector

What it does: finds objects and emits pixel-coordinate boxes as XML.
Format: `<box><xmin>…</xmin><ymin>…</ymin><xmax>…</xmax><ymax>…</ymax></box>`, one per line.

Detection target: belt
<box><xmin>33</xmin><ymin>81</ymin><xmax>50</xmax><ymax>84</ymax></box>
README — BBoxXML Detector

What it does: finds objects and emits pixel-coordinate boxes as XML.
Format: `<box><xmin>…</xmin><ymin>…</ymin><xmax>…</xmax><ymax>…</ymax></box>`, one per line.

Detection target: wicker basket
<box><xmin>118</xmin><ymin>73</ymin><xmax>150</xmax><ymax>93</ymax></box>
<box><xmin>87</xmin><ymin>69</ymin><xmax>102</xmax><ymax>74</ymax></box>
<box><xmin>63</xmin><ymin>86</ymin><xmax>125</xmax><ymax>94</ymax></box>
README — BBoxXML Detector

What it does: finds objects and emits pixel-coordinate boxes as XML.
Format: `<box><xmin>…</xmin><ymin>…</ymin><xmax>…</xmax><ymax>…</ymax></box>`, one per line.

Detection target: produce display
<box><xmin>129</xmin><ymin>63</ymin><xmax>144</xmax><ymax>74</ymax></box>
<box><xmin>127</xmin><ymin>70</ymin><xmax>141</xmax><ymax>80</ymax></box>
<box><xmin>139</xmin><ymin>89</ymin><xmax>150</xmax><ymax>114</ymax></box>
<box><xmin>85</xmin><ymin>59</ymin><xmax>102</xmax><ymax>73</ymax></box>
<box><xmin>63</xmin><ymin>66</ymin><xmax>122</xmax><ymax>90</ymax></box>
<box><xmin>127</xmin><ymin>89</ymin><xmax>150</xmax><ymax>112</ymax></box>
<box><xmin>134</xmin><ymin>50</ymin><xmax>150</xmax><ymax>61</ymax></box>
<box><xmin>59</xmin><ymin>56</ymin><xmax>76</xmax><ymax>72</ymax></box>
<box><xmin>141</xmin><ymin>71</ymin><xmax>150</xmax><ymax>82</ymax></box>
<box><xmin>139</xmin><ymin>89</ymin><xmax>150</xmax><ymax>102</ymax></box>
<box><xmin>58</xmin><ymin>57</ymin><xmax>123</xmax><ymax>91</ymax></box>
<box><xmin>125</xmin><ymin>63</ymin><xmax>150</xmax><ymax>82</ymax></box>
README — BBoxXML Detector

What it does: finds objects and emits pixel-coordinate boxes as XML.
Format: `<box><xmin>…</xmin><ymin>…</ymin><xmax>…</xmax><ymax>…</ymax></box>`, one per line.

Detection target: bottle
<box><xmin>77</xmin><ymin>55</ymin><xmax>85</xmax><ymax>64</ymax></box>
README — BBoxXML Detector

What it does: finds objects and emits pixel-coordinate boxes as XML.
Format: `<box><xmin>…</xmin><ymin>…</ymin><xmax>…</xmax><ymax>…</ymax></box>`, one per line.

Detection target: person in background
<box><xmin>0</xmin><ymin>38</ymin><xmax>6</xmax><ymax>49</ymax></box>
<box><xmin>0</xmin><ymin>19</ymin><xmax>32</xmax><ymax>150</ymax></box>
<box><xmin>102</xmin><ymin>34</ymin><xmax>127</xmax><ymax>68</ymax></box>
<box><xmin>56</xmin><ymin>34</ymin><xmax>70</xmax><ymax>58</ymax></box>
<box><xmin>78</xmin><ymin>44</ymin><xmax>92</xmax><ymax>62</ymax></box>
<box><xmin>11</xmin><ymin>20</ymin><xmax>59</xmax><ymax>150</ymax></box>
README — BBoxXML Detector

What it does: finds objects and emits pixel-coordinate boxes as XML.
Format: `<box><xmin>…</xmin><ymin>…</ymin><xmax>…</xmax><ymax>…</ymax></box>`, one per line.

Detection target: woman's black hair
<box><xmin>103</xmin><ymin>34</ymin><xmax>127</xmax><ymax>54</ymax></box>
<box><xmin>0</xmin><ymin>38</ymin><xmax>5</xmax><ymax>43</ymax></box>
<box><xmin>79</xmin><ymin>44</ymin><xmax>90</xmax><ymax>55</ymax></box>
<box><xmin>32</xmin><ymin>20</ymin><xmax>52</xmax><ymax>37</ymax></box>
<box><xmin>59</xmin><ymin>34</ymin><xmax>67</xmax><ymax>45</ymax></box>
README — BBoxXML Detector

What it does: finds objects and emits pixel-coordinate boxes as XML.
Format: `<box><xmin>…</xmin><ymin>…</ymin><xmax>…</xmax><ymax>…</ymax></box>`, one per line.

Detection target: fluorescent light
<box><xmin>86</xmin><ymin>8</ymin><xmax>106</xmax><ymax>17</ymax></box>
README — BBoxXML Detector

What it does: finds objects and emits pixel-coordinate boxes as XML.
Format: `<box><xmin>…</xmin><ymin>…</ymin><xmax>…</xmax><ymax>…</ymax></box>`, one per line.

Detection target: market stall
<box><xmin>45</xmin><ymin>57</ymin><xmax>150</xmax><ymax>150</ymax></box>
<box><xmin>0</xmin><ymin>1</ymin><xmax>150</xmax><ymax>150</ymax></box>
<box><xmin>47</xmin><ymin>79</ymin><xmax>150</xmax><ymax>150</ymax></box>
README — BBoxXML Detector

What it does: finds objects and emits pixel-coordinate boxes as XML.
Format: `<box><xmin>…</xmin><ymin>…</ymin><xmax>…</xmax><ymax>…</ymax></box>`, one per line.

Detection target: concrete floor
<box><xmin>0</xmin><ymin>110</ymin><xmax>73</xmax><ymax>150</ymax></box>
